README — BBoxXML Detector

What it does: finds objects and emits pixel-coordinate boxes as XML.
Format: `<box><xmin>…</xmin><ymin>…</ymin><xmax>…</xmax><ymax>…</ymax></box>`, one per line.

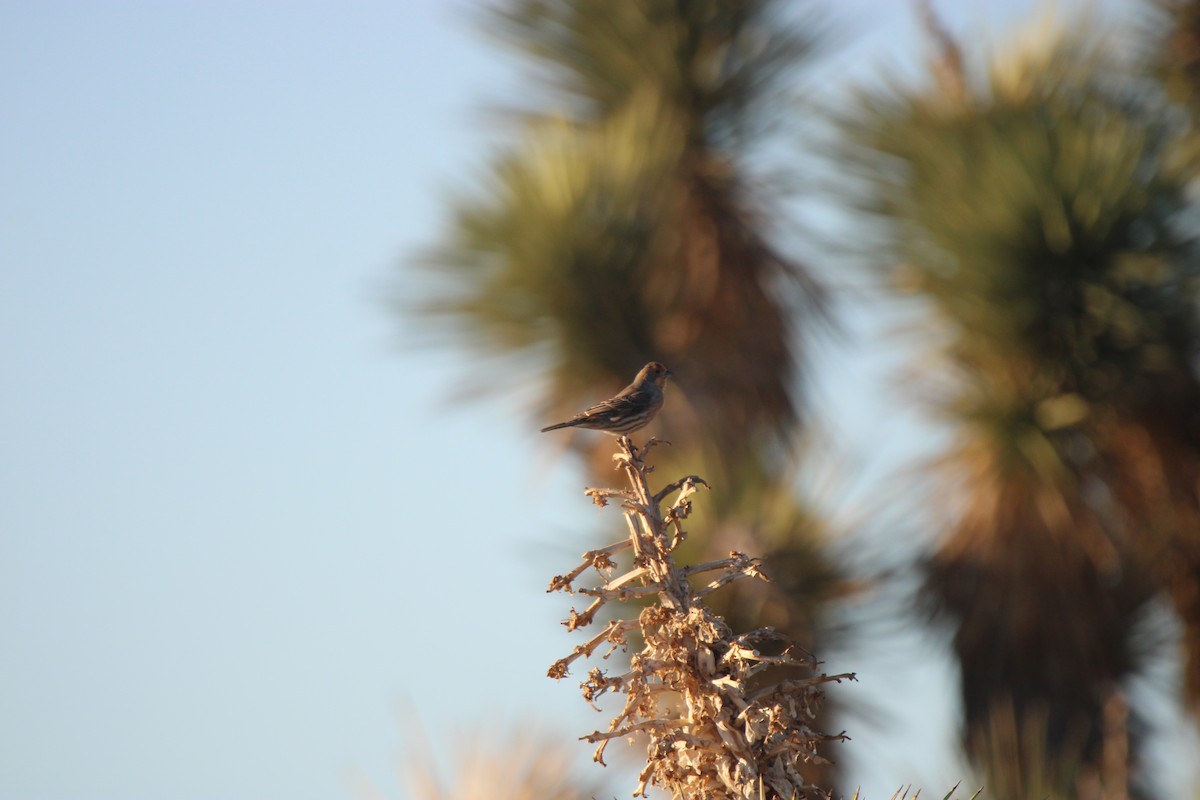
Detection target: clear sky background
<box><xmin>3</xmin><ymin>2</ymin><xmax>1196</xmax><ymax>800</ymax></box>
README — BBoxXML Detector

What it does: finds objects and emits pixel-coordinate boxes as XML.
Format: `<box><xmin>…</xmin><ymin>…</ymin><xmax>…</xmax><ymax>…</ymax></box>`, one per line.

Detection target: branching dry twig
<box><xmin>546</xmin><ymin>436</ymin><xmax>855</xmax><ymax>799</ymax></box>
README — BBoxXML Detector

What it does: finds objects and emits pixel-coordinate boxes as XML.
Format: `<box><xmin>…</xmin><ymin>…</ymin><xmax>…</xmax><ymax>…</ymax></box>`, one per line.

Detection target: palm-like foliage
<box><xmin>841</xmin><ymin>14</ymin><xmax>1200</xmax><ymax>796</ymax></box>
<box><xmin>419</xmin><ymin>0</ymin><xmax>827</xmax><ymax>471</ymax></box>
<box><xmin>414</xmin><ymin>0</ymin><xmax>844</xmax><ymax>786</ymax></box>
<box><xmin>417</xmin><ymin>0</ymin><xmax>839</xmax><ymax>600</ymax></box>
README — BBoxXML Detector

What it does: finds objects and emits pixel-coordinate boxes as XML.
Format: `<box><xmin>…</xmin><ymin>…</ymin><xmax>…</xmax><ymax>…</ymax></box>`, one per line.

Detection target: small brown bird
<box><xmin>540</xmin><ymin>362</ymin><xmax>672</xmax><ymax>435</ymax></box>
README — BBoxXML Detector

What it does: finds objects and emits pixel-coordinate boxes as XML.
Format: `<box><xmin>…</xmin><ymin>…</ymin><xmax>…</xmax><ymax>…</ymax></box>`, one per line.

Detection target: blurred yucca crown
<box><xmin>838</xmin><ymin>7</ymin><xmax>1200</xmax><ymax>796</ymax></box>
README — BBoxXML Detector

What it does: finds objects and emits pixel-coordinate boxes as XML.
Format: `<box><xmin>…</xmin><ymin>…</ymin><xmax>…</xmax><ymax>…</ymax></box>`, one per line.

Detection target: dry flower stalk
<box><xmin>548</xmin><ymin>437</ymin><xmax>855</xmax><ymax>799</ymax></box>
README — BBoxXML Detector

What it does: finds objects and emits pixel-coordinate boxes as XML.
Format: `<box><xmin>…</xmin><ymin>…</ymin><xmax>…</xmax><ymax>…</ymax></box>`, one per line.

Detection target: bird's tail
<box><xmin>540</xmin><ymin>420</ymin><xmax>577</xmax><ymax>433</ymax></box>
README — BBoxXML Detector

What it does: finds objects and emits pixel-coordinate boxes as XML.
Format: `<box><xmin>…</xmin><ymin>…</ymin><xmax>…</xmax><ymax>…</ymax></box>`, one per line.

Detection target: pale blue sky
<box><xmin>3</xmin><ymin>2</ymin><xmax>1194</xmax><ymax>800</ymax></box>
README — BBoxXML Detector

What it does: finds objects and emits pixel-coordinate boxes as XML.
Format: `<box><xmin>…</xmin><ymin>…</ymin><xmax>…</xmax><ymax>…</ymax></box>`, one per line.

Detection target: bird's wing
<box><xmin>577</xmin><ymin>387</ymin><xmax>651</xmax><ymax>418</ymax></box>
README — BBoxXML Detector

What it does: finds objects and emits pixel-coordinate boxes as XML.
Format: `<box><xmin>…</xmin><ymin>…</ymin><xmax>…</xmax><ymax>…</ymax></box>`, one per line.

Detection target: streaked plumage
<box><xmin>540</xmin><ymin>362</ymin><xmax>671</xmax><ymax>435</ymax></box>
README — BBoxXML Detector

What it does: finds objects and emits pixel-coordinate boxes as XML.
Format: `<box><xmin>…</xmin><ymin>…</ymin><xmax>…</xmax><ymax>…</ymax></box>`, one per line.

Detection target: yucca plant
<box><xmin>411</xmin><ymin>0</ymin><xmax>848</xmax><ymax>784</ymax></box>
<box><xmin>396</xmin><ymin>723</ymin><xmax>607</xmax><ymax>800</ymax></box>
<box><xmin>547</xmin><ymin>436</ymin><xmax>853</xmax><ymax>799</ymax></box>
<box><xmin>839</xmin><ymin>10</ymin><xmax>1200</xmax><ymax>796</ymax></box>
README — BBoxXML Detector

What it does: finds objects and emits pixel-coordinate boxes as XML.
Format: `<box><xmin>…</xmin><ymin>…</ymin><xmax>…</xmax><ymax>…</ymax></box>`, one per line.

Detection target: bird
<box><xmin>540</xmin><ymin>362</ymin><xmax>672</xmax><ymax>435</ymax></box>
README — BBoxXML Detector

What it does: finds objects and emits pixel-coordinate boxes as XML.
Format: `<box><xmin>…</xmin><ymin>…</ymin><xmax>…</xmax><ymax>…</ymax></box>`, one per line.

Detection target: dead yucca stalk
<box><xmin>548</xmin><ymin>437</ymin><xmax>855</xmax><ymax>799</ymax></box>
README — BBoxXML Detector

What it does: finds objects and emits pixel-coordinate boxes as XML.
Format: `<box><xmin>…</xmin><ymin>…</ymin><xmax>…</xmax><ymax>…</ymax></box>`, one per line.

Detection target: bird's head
<box><xmin>638</xmin><ymin>361</ymin><xmax>672</xmax><ymax>387</ymax></box>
